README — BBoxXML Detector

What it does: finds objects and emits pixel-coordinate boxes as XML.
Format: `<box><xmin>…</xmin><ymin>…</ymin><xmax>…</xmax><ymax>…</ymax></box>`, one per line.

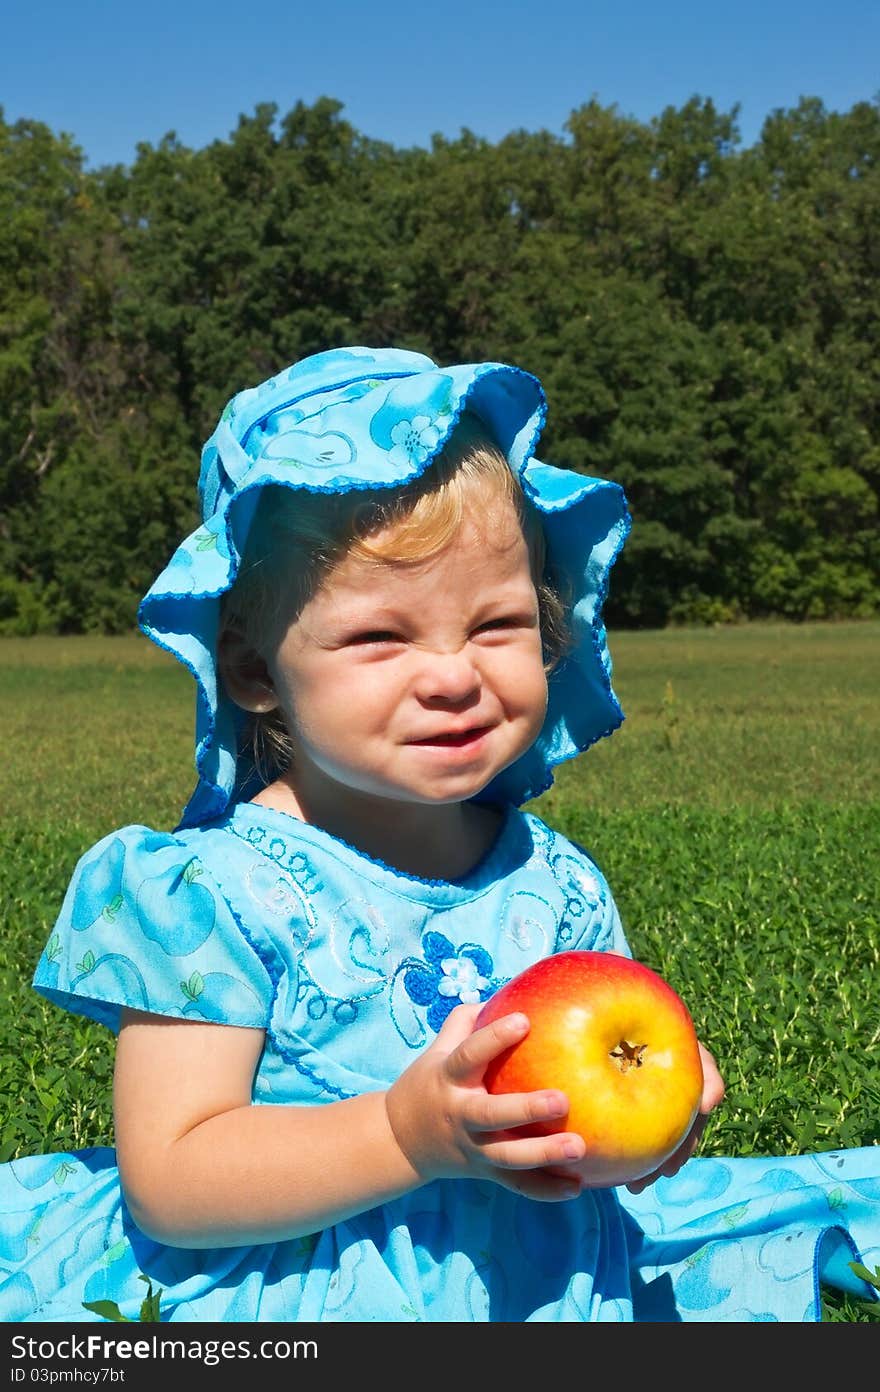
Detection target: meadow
<box><xmin>0</xmin><ymin>622</ymin><xmax>878</xmax><ymax>1319</ymax></box>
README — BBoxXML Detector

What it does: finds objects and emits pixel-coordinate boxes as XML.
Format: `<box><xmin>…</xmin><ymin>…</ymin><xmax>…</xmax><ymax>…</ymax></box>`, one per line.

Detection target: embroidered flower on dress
<box><xmin>388</xmin><ymin>416</ymin><xmax>442</xmax><ymax>468</ymax></box>
<box><xmin>403</xmin><ymin>931</ymin><xmax>495</xmax><ymax>1031</ymax></box>
<box><xmin>437</xmin><ymin>955</ymin><xmax>489</xmax><ymax>1003</ymax></box>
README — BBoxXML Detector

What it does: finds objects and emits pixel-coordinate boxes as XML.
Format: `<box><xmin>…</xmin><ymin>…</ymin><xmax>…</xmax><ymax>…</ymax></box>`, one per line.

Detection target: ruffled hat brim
<box><xmin>138</xmin><ymin>346</ymin><xmax>630</xmax><ymax>829</ymax></box>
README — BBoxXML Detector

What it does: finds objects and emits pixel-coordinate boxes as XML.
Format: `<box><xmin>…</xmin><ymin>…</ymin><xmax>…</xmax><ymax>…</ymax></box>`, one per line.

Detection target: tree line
<box><xmin>1</xmin><ymin>92</ymin><xmax>877</xmax><ymax>633</ymax></box>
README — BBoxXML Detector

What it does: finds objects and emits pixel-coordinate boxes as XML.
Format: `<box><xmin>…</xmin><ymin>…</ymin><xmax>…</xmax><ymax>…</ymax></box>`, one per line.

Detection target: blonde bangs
<box><xmin>350</xmin><ymin>423</ymin><xmax>521</xmax><ymax>567</ymax></box>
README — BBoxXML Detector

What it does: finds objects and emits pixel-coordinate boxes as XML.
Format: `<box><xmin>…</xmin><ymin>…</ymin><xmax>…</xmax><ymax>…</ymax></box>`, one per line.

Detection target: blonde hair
<box><xmin>221</xmin><ymin>412</ymin><xmax>570</xmax><ymax>778</ymax></box>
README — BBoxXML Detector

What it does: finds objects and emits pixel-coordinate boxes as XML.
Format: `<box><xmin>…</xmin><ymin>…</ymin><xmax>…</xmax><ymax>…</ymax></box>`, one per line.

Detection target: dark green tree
<box><xmin>1</xmin><ymin>94</ymin><xmax>877</xmax><ymax>632</ymax></box>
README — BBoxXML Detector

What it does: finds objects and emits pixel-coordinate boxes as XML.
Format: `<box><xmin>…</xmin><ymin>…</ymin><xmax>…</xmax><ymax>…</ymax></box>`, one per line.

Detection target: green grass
<box><xmin>1</xmin><ymin>622</ymin><xmax>878</xmax><ymax>1320</ymax></box>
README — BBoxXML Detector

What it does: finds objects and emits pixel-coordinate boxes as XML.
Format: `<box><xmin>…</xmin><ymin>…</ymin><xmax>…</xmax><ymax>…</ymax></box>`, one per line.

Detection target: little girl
<box><xmin>1</xmin><ymin>346</ymin><xmax>877</xmax><ymax>1322</ymax></box>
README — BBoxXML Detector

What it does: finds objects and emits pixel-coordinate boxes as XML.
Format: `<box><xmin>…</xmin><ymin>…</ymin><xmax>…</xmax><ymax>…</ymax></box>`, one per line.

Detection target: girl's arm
<box><xmin>114</xmin><ymin>1004</ymin><xmax>586</xmax><ymax>1248</ymax></box>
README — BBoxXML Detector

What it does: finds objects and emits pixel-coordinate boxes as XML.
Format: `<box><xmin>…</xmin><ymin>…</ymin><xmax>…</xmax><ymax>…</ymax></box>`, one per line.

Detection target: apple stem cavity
<box><xmin>609</xmin><ymin>1041</ymin><xmax>647</xmax><ymax>1073</ymax></box>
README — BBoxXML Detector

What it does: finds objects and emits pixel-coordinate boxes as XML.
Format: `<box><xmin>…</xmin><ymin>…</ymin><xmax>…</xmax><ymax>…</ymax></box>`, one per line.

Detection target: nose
<box><xmin>413</xmin><ymin>645</ymin><xmax>481</xmax><ymax>706</ymax></box>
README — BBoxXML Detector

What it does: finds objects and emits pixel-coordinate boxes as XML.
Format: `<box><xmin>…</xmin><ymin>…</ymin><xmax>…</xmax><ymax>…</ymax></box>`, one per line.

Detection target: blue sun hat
<box><xmin>138</xmin><ymin>346</ymin><xmax>631</xmax><ymax>829</ymax></box>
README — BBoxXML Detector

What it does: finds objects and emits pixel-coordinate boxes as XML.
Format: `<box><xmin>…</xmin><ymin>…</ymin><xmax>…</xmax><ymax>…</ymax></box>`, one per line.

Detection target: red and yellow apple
<box><xmin>476</xmin><ymin>950</ymin><xmax>703</xmax><ymax>1188</ymax></box>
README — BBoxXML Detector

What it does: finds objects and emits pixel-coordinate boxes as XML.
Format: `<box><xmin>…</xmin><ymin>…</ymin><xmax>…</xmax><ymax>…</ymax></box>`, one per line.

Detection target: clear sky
<box><xmin>2</xmin><ymin>0</ymin><xmax>877</xmax><ymax>169</ymax></box>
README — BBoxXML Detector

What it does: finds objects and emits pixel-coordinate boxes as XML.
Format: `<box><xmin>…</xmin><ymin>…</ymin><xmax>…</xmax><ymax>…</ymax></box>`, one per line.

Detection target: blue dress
<box><xmin>0</xmin><ymin>804</ymin><xmax>877</xmax><ymax>1323</ymax></box>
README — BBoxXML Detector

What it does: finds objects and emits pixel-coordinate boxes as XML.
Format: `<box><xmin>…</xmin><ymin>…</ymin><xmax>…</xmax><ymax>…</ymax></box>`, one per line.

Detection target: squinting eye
<box><xmin>348</xmin><ymin>631</ymin><xmax>401</xmax><ymax>646</ymax></box>
<box><xmin>476</xmin><ymin>617</ymin><xmax>520</xmax><ymax>633</ymax></box>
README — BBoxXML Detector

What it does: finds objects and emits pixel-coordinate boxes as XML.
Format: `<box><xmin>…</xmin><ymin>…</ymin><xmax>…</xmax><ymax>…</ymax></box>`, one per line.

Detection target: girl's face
<box><xmin>263</xmin><ymin>498</ymin><xmax>548</xmax><ymax>815</ymax></box>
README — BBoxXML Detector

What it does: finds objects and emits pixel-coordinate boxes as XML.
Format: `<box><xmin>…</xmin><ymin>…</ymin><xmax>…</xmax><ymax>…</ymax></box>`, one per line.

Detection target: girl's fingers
<box><xmin>443</xmin><ymin>1009</ymin><xmax>531</xmax><ymax>1083</ymax></box>
<box><xmin>478</xmin><ymin>1128</ymin><xmax>586</xmax><ymax>1172</ymax></box>
<box><xmin>697</xmin><ymin>1043</ymin><xmax>725</xmax><ymax>1113</ymax></box>
<box><xmin>431</xmin><ymin>1001</ymin><xmax>485</xmax><ymax>1048</ymax></box>
<box><xmin>626</xmin><ymin>1111</ymin><xmax>709</xmax><ymax>1194</ymax></box>
<box><xmin>465</xmin><ymin>1087</ymin><xmax>570</xmax><ymax>1134</ymax></box>
<box><xmin>498</xmin><ymin>1167</ymin><xmax>584</xmax><ymax>1203</ymax></box>
<box><xmin>625</xmin><ymin>1172</ymin><xmax>656</xmax><ymax>1195</ymax></box>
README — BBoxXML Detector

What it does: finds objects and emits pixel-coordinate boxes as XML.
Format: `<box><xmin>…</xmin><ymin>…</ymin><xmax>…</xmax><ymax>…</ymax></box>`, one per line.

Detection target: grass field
<box><xmin>0</xmin><ymin>622</ymin><xmax>878</xmax><ymax>1319</ymax></box>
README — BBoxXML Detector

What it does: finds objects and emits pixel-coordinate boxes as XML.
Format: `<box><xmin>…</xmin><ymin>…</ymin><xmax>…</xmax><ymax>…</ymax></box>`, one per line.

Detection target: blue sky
<box><xmin>2</xmin><ymin>0</ymin><xmax>877</xmax><ymax>168</ymax></box>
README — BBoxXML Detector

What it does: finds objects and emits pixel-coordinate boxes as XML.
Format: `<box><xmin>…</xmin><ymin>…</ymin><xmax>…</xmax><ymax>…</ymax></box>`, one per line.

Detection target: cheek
<box><xmin>496</xmin><ymin>642</ymin><xmax>548</xmax><ymax>720</ymax></box>
<box><xmin>527</xmin><ymin>656</ymin><xmax>550</xmax><ymax>732</ymax></box>
<box><xmin>530</xmin><ymin>669</ymin><xmax>550</xmax><ymax>730</ymax></box>
<box><xmin>264</xmin><ymin>654</ymin><xmax>321</xmax><ymax>739</ymax></box>
<box><xmin>281</xmin><ymin>663</ymin><xmax>398</xmax><ymax>743</ymax></box>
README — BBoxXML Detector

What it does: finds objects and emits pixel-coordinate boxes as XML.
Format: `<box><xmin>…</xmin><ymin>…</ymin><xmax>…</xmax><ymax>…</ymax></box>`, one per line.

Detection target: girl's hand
<box><xmin>624</xmin><ymin>1042</ymin><xmax>725</xmax><ymax>1195</ymax></box>
<box><xmin>385</xmin><ymin>1004</ymin><xmax>587</xmax><ymax>1202</ymax></box>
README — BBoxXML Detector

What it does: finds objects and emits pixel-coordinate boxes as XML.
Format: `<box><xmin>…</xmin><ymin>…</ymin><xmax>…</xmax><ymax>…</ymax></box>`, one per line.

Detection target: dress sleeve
<box><xmin>601</xmin><ymin>891</ymin><xmax>633</xmax><ymax>958</ymax></box>
<box><xmin>556</xmin><ymin>838</ymin><xmax>633</xmax><ymax>958</ymax></box>
<box><xmin>32</xmin><ymin>825</ymin><xmax>274</xmax><ymax>1034</ymax></box>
